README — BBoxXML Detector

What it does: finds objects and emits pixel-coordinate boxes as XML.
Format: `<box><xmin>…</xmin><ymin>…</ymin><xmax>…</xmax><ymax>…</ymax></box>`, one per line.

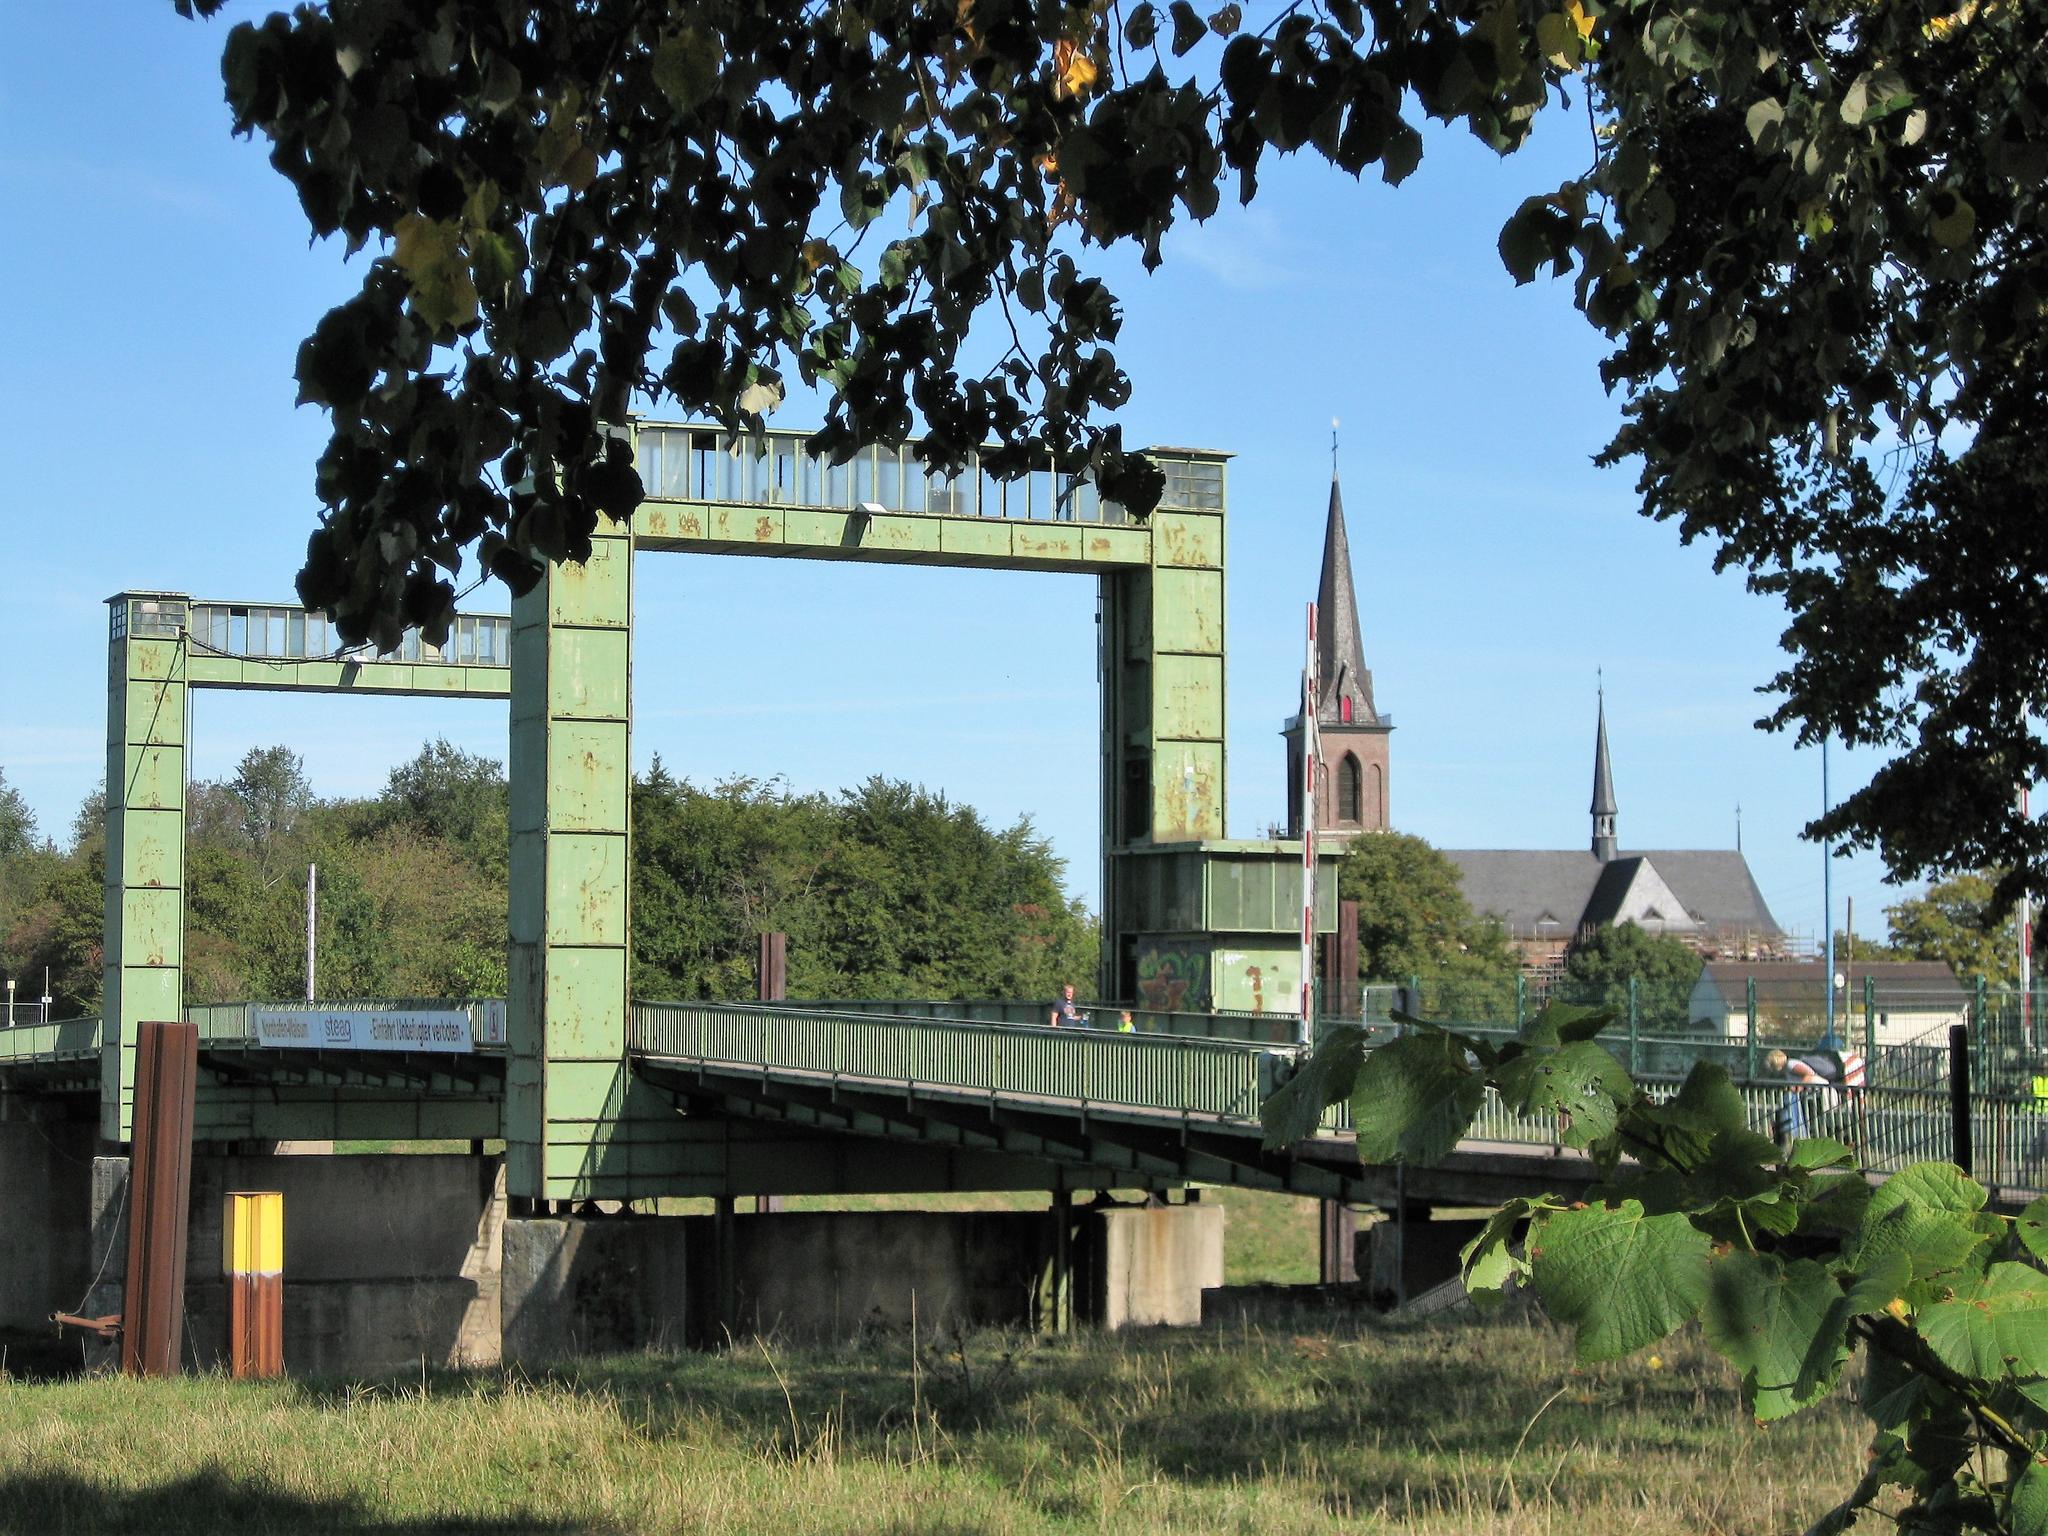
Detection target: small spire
<box><xmin>1736</xmin><ymin>801</ymin><xmax>1743</xmax><ymax>853</ymax></box>
<box><xmin>1591</xmin><ymin>683</ymin><xmax>1618</xmax><ymax>861</ymax></box>
<box><xmin>1314</xmin><ymin>457</ymin><xmax>1376</xmax><ymax>726</ymax></box>
<box><xmin>1331</xmin><ymin>416</ymin><xmax>1340</xmax><ymax>481</ymax></box>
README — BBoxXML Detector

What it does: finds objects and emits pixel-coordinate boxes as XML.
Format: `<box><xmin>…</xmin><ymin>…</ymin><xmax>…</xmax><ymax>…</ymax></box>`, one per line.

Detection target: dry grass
<box><xmin>0</xmin><ymin>1312</ymin><xmax>1869</xmax><ymax>1535</ymax></box>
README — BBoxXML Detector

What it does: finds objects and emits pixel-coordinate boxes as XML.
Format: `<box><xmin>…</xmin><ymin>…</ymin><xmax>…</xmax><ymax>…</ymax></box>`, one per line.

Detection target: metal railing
<box><xmin>632</xmin><ymin>1000</ymin><xmax>1276</xmax><ymax>1122</ymax></box>
<box><xmin>634</xmin><ymin>424</ymin><xmax>1136</xmax><ymax>524</ymax></box>
<box><xmin>184</xmin><ymin>602</ymin><xmax>510</xmax><ymax>668</ymax></box>
<box><xmin>766</xmin><ymin>996</ymin><xmax>1297</xmax><ymax>1044</ymax></box>
<box><xmin>0</xmin><ymin>1016</ymin><xmax>103</xmax><ymax>1064</ymax></box>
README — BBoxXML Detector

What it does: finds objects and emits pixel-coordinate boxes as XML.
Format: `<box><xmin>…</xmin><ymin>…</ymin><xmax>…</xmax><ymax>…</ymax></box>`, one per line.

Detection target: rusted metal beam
<box><xmin>1318</xmin><ymin>1200</ymin><xmax>1359</xmax><ymax>1284</ymax></box>
<box><xmin>224</xmin><ymin>1191</ymin><xmax>284</xmax><ymax>1378</ymax></box>
<box><xmin>49</xmin><ymin>1311</ymin><xmax>121</xmax><ymax>1340</ymax></box>
<box><xmin>121</xmin><ymin>1019</ymin><xmax>198</xmax><ymax>1377</ymax></box>
<box><xmin>756</xmin><ymin>932</ymin><xmax>787</xmax><ymax>1003</ymax></box>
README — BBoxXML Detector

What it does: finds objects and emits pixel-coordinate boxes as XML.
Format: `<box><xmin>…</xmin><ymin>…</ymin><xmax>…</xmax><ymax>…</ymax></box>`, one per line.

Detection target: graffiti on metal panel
<box><xmin>1136</xmin><ymin>944</ymin><xmax>1208</xmax><ymax>1012</ymax></box>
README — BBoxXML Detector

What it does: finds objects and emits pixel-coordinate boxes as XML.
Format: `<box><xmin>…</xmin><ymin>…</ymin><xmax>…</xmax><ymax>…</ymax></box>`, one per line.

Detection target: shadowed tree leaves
<box><xmin>1498</xmin><ymin>0</ymin><xmax>2048</xmax><ymax>904</ymax></box>
<box><xmin>176</xmin><ymin>0</ymin><xmax>1563</xmax><ymax>652</ymax></box>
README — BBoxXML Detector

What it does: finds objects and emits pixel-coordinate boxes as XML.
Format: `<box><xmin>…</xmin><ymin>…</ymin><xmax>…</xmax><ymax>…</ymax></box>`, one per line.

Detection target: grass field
<box><xmin>0</xmin><ymin>1312</ymin><xmax>1871</xmax><ymax>1535</ymax></box>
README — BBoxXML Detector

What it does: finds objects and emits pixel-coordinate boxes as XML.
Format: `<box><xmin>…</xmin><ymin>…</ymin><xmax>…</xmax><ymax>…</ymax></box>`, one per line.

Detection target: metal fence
<box><xmin>768</xmin><ymin>996</ymin><xmax>1297</xmax><ymax>1043</ymax></box>
<box><xmin>633</xmin><ymin>1000</ymin><xmax>1275</xmax><ymax>1121</ymax></box>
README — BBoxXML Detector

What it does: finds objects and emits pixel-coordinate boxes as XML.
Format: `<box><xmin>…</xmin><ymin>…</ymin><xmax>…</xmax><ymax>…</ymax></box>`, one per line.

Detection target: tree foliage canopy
<box><xmin>1336</xmin><ymin>831</ymin><xmax>1515</xmax><ymax>987</ymax></box>
<box><xmin>1</xmin><ymin>745</ymin><xmax>1092</xmax><ymax>1016</ymax></box>
<box><xmin>1886</xmin><ymin>869</ymin><xmax>2028</xmax><ymax>989</ymax></box>
<box><xmin>176</xmin><ymin>0</ymin><xmax>2048</xmax><ymax>896</ymax></box>
<box><xmin>1563</xmin><ymin>919</ymin><xmax>1703</xmax><ymax>1029</ymax></box>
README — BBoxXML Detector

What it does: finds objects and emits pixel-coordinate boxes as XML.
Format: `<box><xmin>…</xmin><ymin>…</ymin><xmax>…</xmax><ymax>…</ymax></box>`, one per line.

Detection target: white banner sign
<box><xmin>253</xmin><ymin>1008</ymin><xmax>475</xmax><ymax>1054</ymax></box>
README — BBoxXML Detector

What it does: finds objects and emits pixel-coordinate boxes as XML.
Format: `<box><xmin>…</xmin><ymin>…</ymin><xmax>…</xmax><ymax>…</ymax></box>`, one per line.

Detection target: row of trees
<box><xmin>5</xmin><ymin>755</ymin><xmax>2030</xmax><ymax>1021</ymax></box>
<box><xmin>0</xmin><ymin>750</ymin><xmax>1094</xmax><ymax>1018</ymax></box>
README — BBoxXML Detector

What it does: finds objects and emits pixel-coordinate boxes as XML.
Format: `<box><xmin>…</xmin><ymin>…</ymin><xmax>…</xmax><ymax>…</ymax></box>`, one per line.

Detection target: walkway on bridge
<box><xmin>2</xmin><ymin>998</ymin><xmax>2037</xmax><ymax>1208</ymax></box>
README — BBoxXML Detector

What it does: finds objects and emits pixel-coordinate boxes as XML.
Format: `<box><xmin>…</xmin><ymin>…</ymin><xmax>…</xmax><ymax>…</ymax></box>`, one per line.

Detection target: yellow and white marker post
<box><xmin>223</xmin><ymin>1191</ymin><xmax>283</xmax><ymax>1378</ymax></box>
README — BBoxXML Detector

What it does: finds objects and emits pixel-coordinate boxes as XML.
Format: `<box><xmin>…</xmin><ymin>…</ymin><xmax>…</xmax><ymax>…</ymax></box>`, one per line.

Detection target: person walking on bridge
<box><xmin>1050</xmin><ymin>984</ymin><xmax>1087</xmax><ymax>1029</ymax></box>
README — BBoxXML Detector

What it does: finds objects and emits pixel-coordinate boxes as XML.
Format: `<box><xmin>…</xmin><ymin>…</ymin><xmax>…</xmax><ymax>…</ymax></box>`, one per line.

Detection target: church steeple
<box><xmin>1315</xmin><ymin>473</ymin><xmax>1376</xmax><ymax>727</ymax></box>
<box><xmin>1591</xmin><ymin>683</ymin><xmax>1618</xmax><ymax>861</ymax></box>
<box><xmin>1281</xmin><ymin>440</ymin><xmax>1392</xmax><ymax>841</ymax></box>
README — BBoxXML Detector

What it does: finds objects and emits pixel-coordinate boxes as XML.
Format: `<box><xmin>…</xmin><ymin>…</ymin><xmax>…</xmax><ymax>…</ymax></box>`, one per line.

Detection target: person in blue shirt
<box><xmin>1050</xmin><ymin>984</ymin><xmax>1087</xmax><ymax>1028</ymax></box>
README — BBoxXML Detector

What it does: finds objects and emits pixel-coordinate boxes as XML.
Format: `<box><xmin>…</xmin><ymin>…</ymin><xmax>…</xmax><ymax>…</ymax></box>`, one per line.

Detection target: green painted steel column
<box><xmin>101</xmin><ymin>594</ymin><xmax>191</xmax><ymax>1143</ymax></box>
<box><xmin>1863</xmin><ymin>974</ymin><xmax>1877</xmax><ymax>1065</ymax></box>
<box><xmin>507</xmin><ymin>522</ymin><xmax>633</xmax><ymax>1202</ymax></box>
<box><xmin>1099</xmin><ymin>453</ymin><xmax>1228</xmax><ymax>998</ymax></box>
<box><xmin>1627</xmin><ymin>977</ymin><xmax>1639</xmax><ymax>1075</ymax></box>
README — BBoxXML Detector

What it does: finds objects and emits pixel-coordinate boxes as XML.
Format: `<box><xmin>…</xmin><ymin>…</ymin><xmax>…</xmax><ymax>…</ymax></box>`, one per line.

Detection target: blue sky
<box><xmin>0</xmin><ymin>5</ymin><xmax>1907</xmax><ymax>943</ymax></box>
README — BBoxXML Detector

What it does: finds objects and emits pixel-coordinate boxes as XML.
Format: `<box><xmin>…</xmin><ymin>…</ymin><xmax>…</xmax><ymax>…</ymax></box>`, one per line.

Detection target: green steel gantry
<box><xmin>97</xmin><ymin>424</ymin><xmax>1335</xmax><ymax>1200</ymax></box>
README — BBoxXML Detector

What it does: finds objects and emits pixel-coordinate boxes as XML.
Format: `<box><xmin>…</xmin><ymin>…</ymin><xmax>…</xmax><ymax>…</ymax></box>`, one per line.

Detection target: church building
<box><xmin>1442</xmin><ymin>694</ymin><xmax>1787</xmax><ymax>973</ymax></box>
<box><xmin>1282</xmin><ymin>472</ymin><xmax>1392</xmax><ymax>841</ymax></box>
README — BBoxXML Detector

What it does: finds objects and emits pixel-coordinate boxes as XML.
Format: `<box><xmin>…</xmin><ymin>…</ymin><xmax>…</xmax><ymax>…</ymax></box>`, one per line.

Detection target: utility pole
<box><xmin>2022</xmin><ymin>783</ymin><xmax>2034</xmax><ymax>1055</ymax></box>
<box><xmin>305</xmin><ymin>863</ymin><xmax>318</xmax><ymax>1003</ymax></box>
<box><xmin>1823</xmin><ymin>737</ymin><xmax>1836</xmax><ymax>1045</ymax></box>
<box><xmin>1844</xmin><ymin>895</ymin><xmax>1854</xmax><ymax>1025</ymax></box>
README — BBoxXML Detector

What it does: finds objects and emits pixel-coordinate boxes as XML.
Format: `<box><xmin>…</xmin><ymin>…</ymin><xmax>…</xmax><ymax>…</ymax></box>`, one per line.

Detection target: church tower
<box><xmin>1591</xmin><ymin>686</ymin><xmax>1618</xmax><ymax>861</ymax></box>
<box><xmin>1283</xmin><ymin>471</ymin><xmax>1392</xmax><ymax>840</ymax></box>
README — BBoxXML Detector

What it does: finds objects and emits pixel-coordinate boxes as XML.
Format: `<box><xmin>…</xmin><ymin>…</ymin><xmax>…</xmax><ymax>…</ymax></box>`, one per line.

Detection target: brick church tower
<box><xmin>1283</xmin><ymin>472</ymin><xmax>1391</xmax><ymax>840</ymax></box>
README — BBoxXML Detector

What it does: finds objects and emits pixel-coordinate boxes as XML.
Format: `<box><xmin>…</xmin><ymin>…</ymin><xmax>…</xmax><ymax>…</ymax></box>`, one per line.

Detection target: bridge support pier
<box><xmin>1042</xmin><ymin>1189</ymin><xmax>1074</xmax><ymax>1334</ymax></box>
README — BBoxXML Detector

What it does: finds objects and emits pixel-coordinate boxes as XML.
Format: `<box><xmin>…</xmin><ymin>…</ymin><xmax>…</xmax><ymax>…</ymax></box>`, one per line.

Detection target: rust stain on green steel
<box><xmin>755</xmin><ymin>515</ymin><xmax>775</xmax><ymax>542</ymax></box>
<box><xmin>1151</xmin><ymin>511</ymin><xmax>1220</xmax><ymax>570</ymax></box>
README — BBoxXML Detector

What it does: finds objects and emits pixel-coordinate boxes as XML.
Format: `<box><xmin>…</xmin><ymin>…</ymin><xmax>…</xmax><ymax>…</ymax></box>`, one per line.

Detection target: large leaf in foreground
<box><xmin>1493</xmin><ymin>1039</ymin><xmax>1634</xmax><ymax>1148</ymax></box>
<box><xmin>1919</xmin><ymin>1263</ymin><xmax>2048</xmax><ymax>1380</ymax></box>
<box><xmin>1259</xmin><ymin>1023</ymin><xmax>1367</xmax><ymax>1150</ymax></box>
<box><xmin>1349</xmin><ymin>1030</ymin><xmax>1484</xmax><ymax>1165</ymax></box>
<box><xmin>1530</xmin><ymin>1200</ymin><xmax>1712</xmax><ymax>1362</ymax></box>
<box><xmin>1702</xmin><ymin>1252</ymin><xmax>1855</xmax><ymax>1421</ymax></box>
<box><xmin>1848</xmin><ymin>1161</ymin><xmax>1989</xmax><ymax>1285</ymax></box>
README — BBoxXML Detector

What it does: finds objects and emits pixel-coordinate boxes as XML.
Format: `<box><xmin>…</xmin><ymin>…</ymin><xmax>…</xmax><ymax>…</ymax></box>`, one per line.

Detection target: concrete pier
<box><xmin>54</xmin><ymin>1150</ymin><xmax>1226</xmax><ymax>1375</ymax></box>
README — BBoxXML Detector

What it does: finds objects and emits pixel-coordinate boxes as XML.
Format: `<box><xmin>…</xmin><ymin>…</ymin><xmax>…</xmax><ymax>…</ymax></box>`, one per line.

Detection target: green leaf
<box><xmin>1788</xmin><ymin>1138</ymin><xmax>1855</xmax><ymax>1170</ymax></box>
<box><xmin>1348</xmin><ymin>1030</ymin><xmax>1484</xmax><ymax>1164</ymax></box>
<box><xmin>1744</xmin><ymin>97</ymin><xmax>1784</xmax><ymax>145</ymax></box>
<box><xmin>391</xmin><ymin>214</ymin><xmax>479</xmax><ymax>332</ymax></box>
<box><xmin>468</xmin><ymin>230</ymin><xmax>520</xmax><ymax>297</ymax></box>
<box><xmin>1920</xmin><ymin>1263</ymin><xmax>2048</xmax><ymax>1380</ymax></box>
<box><xmin>1701</xmin><ymin>1252</ymin><xmax>1845</xmax><ymax>1421</ymax></box>
<box><xmin>737</xmin><ymin>378</ymin><xmax>783</xmax><ymax>416</ymax></box>
<box><xmin>652</xmin><ymin>28</ymin><xmax>720</xmax><ymax>113</ymax></box>
<box><xmin>2018</xmin><ymin>1197</ymin><xmax>2048</xmax><ymax>1263</ymax></box>
<box><xmin>1494</xmin><ymin>1039</ymin><xmax>1633</xmax><ymax>1148</ymax></box>
<box><xmin>1259</xmin><ymin>1023</ymin><xmax>1366</xmax><ymax>1150</ymax></box>
<box><xmin>1850</xmin><ymin>1161</ymin><xmax>1990</xmax><ymax>1282</ymax></box>
<box><xmin>1460</xmin><ymin>1196</ymin><xmax>1537</xmax><ymax>1305</ymax></box>
<box><xmin>1931</xmin><ymin>190</ymin><xmax>1976</xmax><ymax>250</ymax></box>
<box><xmin>1840</xmin><ymin>67</ymin><xmax>1912</xmax><ymax>127</ymax></box>
<box><xmin>2012</xmin><ymin>1459</ymin><xmax>2048</xmax><ymax>1536</ymax></box>
<box><xmin>1516</xmin><ymin>998</ymin><xmax>1612</xmax><ymax>1047</ymax></box>
<box><xmin>1530</xmin><ymin>1200</ymin><xmax>1712</xmax><ymax>1361</ymax></box>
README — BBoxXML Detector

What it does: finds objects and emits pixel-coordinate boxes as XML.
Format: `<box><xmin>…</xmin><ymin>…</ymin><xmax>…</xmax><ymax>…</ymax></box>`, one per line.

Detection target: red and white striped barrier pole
<box><xmin>1300</xmin><ymin>601</ymin><xmax>1320</xmax><ymax>1043</ymax></box>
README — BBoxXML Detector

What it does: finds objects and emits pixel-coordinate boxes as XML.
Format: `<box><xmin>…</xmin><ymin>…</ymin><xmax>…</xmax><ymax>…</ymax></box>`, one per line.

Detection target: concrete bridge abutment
<box><xmin>39</xmin><ymin>1148</ymin><xmax>1224</xmax><ymax>1375</ymax></box>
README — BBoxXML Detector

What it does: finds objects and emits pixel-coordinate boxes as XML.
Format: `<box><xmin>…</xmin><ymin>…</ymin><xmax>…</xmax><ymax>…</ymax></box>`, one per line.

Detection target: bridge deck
<box><xmin>2</xmin><ymin>1000</ymin><xmax>2040</xmax><ymax>1203</ymax></box>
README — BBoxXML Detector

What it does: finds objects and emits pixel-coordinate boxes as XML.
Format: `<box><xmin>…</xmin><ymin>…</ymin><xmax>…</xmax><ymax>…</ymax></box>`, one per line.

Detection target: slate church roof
<box><xmin>1444</xmin><ymin>697</ymin><xmax>1782</xmax><ymax>947</ymax></box>
<box><xmin>1444</xmin><ymin>848</ymin><xmax>1781</xmax><ymax>942</ymax></box>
